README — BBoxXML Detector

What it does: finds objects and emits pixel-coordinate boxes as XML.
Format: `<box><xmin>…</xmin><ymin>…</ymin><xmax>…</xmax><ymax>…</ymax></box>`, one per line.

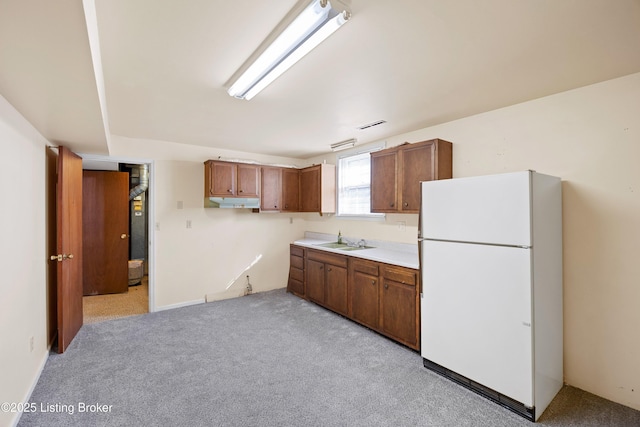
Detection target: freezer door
<box><xmin>421</xmin><ymin>171</ymin><xmax>531</xmax><ymax>246</ymax></box>
<box><xmin>421</xmin><ymin>240</ymin><xmax>533</xmax><ymax>406</ymax></box>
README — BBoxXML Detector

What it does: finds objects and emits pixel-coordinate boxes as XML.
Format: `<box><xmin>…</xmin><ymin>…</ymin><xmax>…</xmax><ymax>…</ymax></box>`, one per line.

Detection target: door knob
<box><xmin>50</xmin><ymin>254</ymin><xmax>73</xmax><ymax>261</ymax></box>
<box><xmin>121</xmin><ymin>234</ymin><xmax>127</xmax><ymax>239</ymax></box>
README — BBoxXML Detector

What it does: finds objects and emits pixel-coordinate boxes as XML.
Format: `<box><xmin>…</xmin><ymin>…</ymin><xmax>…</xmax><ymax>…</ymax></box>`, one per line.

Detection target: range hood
<box><xmin>206</xmin><ymin>197</ymin><xmax>260</xmax><ymax>209</ymax></box>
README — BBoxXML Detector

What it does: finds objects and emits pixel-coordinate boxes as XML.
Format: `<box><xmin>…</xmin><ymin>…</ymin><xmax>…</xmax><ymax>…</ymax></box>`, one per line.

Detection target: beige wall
<box><xmin>113</xmin><ymin>73</ymin><xmax>640</xmax><ymax>411</ymax></box>
<box><xmin>305</xmin><ymin>72</ymin><xmax>640</xmax><ymax>410</ymax></box>
<box><xmin>2</xmin><ymin>71</ymin><xmax>639</xmax><ymax>426</ymax></box>
<box><xmin>0</xmin><ymin>95</ymin><xmax>50</xmax><ymax>427</ymax></box>
<box><xmin>109</xmin><ymin>137</ymin><xmax>309</xmax><ymax>308</ymax></box>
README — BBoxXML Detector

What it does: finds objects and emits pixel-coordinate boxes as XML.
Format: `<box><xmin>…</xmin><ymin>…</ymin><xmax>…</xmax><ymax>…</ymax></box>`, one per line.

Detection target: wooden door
<box><xmin>45</xmin><ymin>149</ymin><xmax>58</xmax><ymax>346</ymax></box>
<box><xmin>370</xmin><ymin>150</ymin><xmax>398</xmax><ymax>212</ymax></box>
<box><xmin>210</xmin><ymin>161</ymin><xmax>236</xmax><ymax>196</ymax></box>
<box><xmin>55</xmin><ymin>147</ymin><xmax>83</xmax><ymax>353</ymax></box>
<box><xmin>325</xmin><ymin>264</ymin><xmax>348</xmax><ymax>316</ymax></box>
<box><xmin>380</xmin><ymin>267</ymin><xmax>418</xmax><ymax>349</ymax></box>
<box><xmin>400</xmin><ymin>142</ymin><xmax>435</xmax><ymax>212</ymax></box>
<box><xmin>306</xmin><ymin>258</ymin><xmax>325</xmax><ymax>304</ymax></box>
<box><xmin>260</xmin><ymin>166</ymin><xmax>281</xmax><ymax>211</ymax></box>
<box><xmin>237</xmin><ymin>164</ymin><xmax>260</xmax><ymax>197</ymax></box>
<box><xmin>282</xmin><ymin>168</ymin><xmax>300</xmax><ymax>211</ymax></box>
<box><xmin>300</xmin><ymin>165</ymin><xmax>320</xmax><ymax>212</ymax></box>
<box><xmin>351</xmin><ymin>270</ymin><xmax>379</xmax><ymax>329</ymax></box>
<box><xmin>82</xmin><ymin>171</ymin><xmax>129</xmax><ymax>295</ymax></box>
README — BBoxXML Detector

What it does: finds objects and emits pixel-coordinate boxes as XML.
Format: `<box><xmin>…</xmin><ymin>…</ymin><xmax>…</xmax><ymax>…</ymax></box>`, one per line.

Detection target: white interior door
<box><xmin>421</xmin><ymin>240</ymin><xmax>534</xmax><ymax>406</ymax></box>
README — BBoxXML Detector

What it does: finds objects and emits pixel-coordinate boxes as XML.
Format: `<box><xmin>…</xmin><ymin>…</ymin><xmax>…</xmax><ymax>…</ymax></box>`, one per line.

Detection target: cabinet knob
<box><xmin>404</xmin><ymin>202</ymin><xmax>408</xmax><ymax>207</ymax></box>
<box><xmin>384</xmin><ymin>284</ymin><xmax>388</xmax><ymax>289</ymax></box>
<box><xmin>371</xmin><ymin>280</ymin><xmax>376</xmax><ymax>285</ymax></box>
<box><xmin>390</xmin><ymin>203</ymin><xmax>394</xmax><ymax>207</ymax></box>
<box><xmin>227</xmin><ymin>189</ymin><xmax>233</xmax><ymax>193</ymax></box>
<box><xmin>327</xmin><ymin>267</ymin><xmax>332</xmax><ymax>272</ymax></box>
<box><xmin>239</xmin><ymin>189</ymin><xmax>244</xmax><ymax>193</ymax></box>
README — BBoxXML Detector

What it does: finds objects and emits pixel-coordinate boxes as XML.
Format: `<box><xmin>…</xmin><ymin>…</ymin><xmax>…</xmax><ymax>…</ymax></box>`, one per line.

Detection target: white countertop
<box><xmin>293</xmin><ymin>232</ymin><xmax>419</xmax><ymax>270</ymax></box>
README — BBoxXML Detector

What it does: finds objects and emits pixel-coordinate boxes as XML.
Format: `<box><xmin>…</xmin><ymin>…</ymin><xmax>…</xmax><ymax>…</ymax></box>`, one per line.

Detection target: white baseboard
<box><xmin>155</xmin><ymin>298</ymin><xmax>205</xmax><ymax>311</ymax></box>
<box><xmin>205</xmin><ymin>289</ymin><xmax>246</xmax><ymax>303</ymax></box>
<box><xmin>11</xmin><ymin>344</ymin><xmax>51</xmax><ymax>427</ymax></box>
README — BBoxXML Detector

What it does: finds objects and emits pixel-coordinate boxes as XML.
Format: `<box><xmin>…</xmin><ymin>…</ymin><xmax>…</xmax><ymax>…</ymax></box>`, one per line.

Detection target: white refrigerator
<box><xmin>419</xmin><ymin>171</ymin><xmax>563</xmax><ymax>421</ymax></box>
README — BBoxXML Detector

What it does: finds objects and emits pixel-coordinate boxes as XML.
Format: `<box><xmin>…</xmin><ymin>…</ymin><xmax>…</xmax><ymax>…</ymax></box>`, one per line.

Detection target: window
<box><xmin>337</xmin><ymin>143</ymin><xmax>385</xmax><ymax>217</ymax></box>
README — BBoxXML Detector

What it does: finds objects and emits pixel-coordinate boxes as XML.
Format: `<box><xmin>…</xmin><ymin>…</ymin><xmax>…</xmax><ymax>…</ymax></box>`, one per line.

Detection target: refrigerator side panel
<box><xmin>531</xmin><ymin>172</ymin><xmax>563</xmax><ymax>419</ymax></box>
<box><xmin>421</xmin><ymin>171</ymin><xmax>531</xmax><ymax>246</ymax></box>
<box><xmin>421</xmin><ymin>240</ymin><xmax>534</xmax><ymax>406</ymax></box>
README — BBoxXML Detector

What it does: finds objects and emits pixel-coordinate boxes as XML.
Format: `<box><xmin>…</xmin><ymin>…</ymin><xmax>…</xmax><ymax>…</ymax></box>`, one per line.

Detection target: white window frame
<box><xmin>336</xmin><ymin>142</ymin><xmax>386</xmax><ymax>220</ymax></box>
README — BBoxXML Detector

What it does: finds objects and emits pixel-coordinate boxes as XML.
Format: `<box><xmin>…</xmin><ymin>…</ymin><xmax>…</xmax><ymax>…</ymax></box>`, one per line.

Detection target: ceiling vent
<box><xmin>357</xmin><ymin>120</ymin><xmax>386</xmax><ymax>130</ymax></box>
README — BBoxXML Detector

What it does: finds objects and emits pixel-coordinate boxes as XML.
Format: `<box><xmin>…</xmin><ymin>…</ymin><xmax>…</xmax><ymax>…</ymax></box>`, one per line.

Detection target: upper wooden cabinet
<box><xmin>300</xmin><ymin>164</ymin><xmax>336</xmax><ymax>214</ymax></box>
<box><xmin>260</xmin><ymin>166</ymin><xmax>282</xmax><ymax>211</ymax></box>
<box><xmin>370</xmin><ymin>139</ymin><xmax>452</xmax><ymax>213</ymax></box>
<box><xmin>204</xmin><ymin>160</ymin><xmax>260</xmax><ymax>198</ymax></box>
<box><xmin>281</xmin><ymin>168</ymin><xmax>300</xmax><ymax>212</ymax></box>
<box><xmin>204</xmin><ymin>160</ymin><xmax>334</xmax><ymax>213</ymax></box>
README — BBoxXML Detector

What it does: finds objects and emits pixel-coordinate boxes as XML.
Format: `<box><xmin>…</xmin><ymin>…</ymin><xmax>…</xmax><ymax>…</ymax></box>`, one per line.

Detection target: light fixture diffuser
<box><xmin>227</xmin><ymin>0</ymin><xmax>351</xmax><ymax>100</ymax></box>
<box><xmin>331</xmin><ymin>138</ymin><xmax>356</xmax><ymax>151</ymax></box>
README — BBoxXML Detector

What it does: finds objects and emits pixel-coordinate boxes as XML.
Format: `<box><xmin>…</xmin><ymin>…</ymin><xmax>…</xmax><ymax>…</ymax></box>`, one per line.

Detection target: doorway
<box><xmin>80</xmin><ymin>155</ymin><xmax>155</xmax><ymax>322</ymax></box>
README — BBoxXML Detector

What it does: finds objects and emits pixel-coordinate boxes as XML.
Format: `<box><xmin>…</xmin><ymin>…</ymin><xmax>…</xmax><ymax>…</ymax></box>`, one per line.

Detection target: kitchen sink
<box><xmin>315</xmin><ymin>242</ymin><xmax>375</xmax><ymax>251</ymax></box>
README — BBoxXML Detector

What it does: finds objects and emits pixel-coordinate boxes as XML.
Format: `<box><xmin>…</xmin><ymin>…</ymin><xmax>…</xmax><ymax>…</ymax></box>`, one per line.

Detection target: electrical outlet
<box><xmin>30</xmin><ymin>336</ymin><xmax>34</xmax><ymax>352</ymax></box>
<box><xmin>186</xmin><ymin>220</ymin><xmax>192</xmax><ymax>229</ymax></box>
<box><xmin>397</xmin><ymin>221</ymin><xmax>406</xmax><ymax>231</ymax></box>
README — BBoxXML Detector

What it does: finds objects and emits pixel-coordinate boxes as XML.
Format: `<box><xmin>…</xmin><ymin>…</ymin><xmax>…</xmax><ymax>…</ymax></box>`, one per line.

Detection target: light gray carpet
<box><xmin>19</xmin><ymin>289</ymin><xmax>640</xmax><ymax>426</ymax></box>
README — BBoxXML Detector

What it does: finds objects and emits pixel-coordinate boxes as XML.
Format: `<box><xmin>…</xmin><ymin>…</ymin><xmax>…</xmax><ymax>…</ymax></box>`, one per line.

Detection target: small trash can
<box><xmin>128</xmin><ymin>259</ymin><xmax>144</xmax><ymax>286</ymax></box>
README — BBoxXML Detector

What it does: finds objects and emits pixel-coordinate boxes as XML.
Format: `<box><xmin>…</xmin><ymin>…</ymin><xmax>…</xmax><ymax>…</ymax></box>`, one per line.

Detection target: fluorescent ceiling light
<box><xmin>331</xmin><ymin>138</ymin><xmax>356</xmax><ymax>151</ymax></box>
<box><xmin>228</xmin><ymin>0</ymin><xmax>351</xmax><ymax>100</ymax></box>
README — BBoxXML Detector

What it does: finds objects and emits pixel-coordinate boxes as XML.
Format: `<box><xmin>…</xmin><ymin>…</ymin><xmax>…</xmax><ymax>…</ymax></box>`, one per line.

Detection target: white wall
<box><xmin>0</xmin><ymin>95</ymin><xmax>50</xmax><ymax>427</ymax></box>
<box><xmin>305</xmin><ymin>72</ymin><xmax>640</xmax><ymax>411</ymax></box>
<box><xmin>109</xmin><ymin>137</ymin><xmax>309</xmax><ymax>308</ymax></box>
<box><xmin>3</xmin><ymin>71</ymin><xmax>636</xmax><ymax>426</ymax></box>
<box><xmin>111</xmin><ymin>73</ymin><xmax>640</xmax><ymax>411</ymax></box>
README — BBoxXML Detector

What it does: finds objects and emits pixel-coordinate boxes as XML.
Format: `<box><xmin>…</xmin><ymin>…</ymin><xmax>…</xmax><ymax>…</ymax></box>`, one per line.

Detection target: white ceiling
<box><xmin>1</xmin><ymin>0</ymin><xmax>640</xmax><ymax>159</ymax></box>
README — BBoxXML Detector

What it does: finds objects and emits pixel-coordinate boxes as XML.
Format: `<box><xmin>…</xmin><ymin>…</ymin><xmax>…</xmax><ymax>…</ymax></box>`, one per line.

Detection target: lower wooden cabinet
<box><xmin>305</xmin><ymin>249</ymin><xmax>348</xmax><ymax>316</ymax></box>
<box><xmin>379</xmin><ymin>265</ymin><xmax>419</xmax><ymax>349</ymax></box>
<box><xmin>287</xmin><ymin>245</ymin><xmax>305</xmax><ymax>297</ymax></box>
<box><xmin>287</xmin><ymin>244</ymin><xmax>420</xmax><ymax>350</ymax></box>
<box><xmin>349</xmin><ymin>259</ymin><xmax>380</xmax><ymax>330</ymax></box>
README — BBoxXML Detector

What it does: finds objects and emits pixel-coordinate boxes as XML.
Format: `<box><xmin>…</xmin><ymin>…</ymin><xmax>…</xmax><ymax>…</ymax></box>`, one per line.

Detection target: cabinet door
<box><xmin>400</xmin><ymin>142</ymin><xmax>435</xmax><ymax>212</ymax></box>
<box><xmin>237</xmin><ymin>164</ymin><xmax>260</xmax><ymax>197</ymax></box>
<box><xmin>300</xmin><ymin>165</ymin><xmax>320</xmax><ymax>212</ymax></box>
<box><xmin>370</xmin><ymin>150</ymin><xmax>398</xmax><ymax>212</ymax></box>
<box><xmin>380</xmin><ymin>267</ymin><xmax>418</xmax><ymax>348</ymax></box>
<box><xmin>351</xmin><ymin>270</ymin><xmax>379</xmax><ymax>329</ymax></box>
<box><xmin>282</xmin><ymin>168</ymin><xmax>300</xmax><ymax>211</ymax></box>
<box><xmin>325</xmin><ymin>264</ymin><xmax>348</xmax><ymax>316</ymax></box>
<box><xmin>209</xmin><ymin>161</ymin><xmax>236</xmax><ymax>196</ymax></box>
<box><xmin>306</xmin><ymin>259</ymin><xmax>325</xmax><ymax>304</ymax></box>
<box><xmin>261</xmin><ymin>167</ymin><xmax>282</xmax><ymax>211</ymax></box>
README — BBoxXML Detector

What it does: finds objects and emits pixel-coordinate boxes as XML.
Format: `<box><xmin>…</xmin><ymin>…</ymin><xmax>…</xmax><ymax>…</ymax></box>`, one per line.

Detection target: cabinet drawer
<box><xmin>290</xmin><ymin>245</ymin><xmax>304</xmax><ymax>257</ymax></box>
<box><xmin>383</xmin><ymin>266</ymin><xmax>417</xmax><ymax>286</ymax></box>
<box><xmin>289</xmin><ymin>267</ymin><xmax>304</xmax><ymax>282</ymax></box>
<box><xmin>290</xmin><ymin>255</ymin><xmax>304</xmax><ymax>270</ymax></box>
<box><xmin>307</xmin><ymin>249</ymin><xmax>347</xmax><ymax>268</ymax></box>
<box><xmin>351</xmin><ymin>258</ymin><xmax>379</xmax><ymax>276</ymax></box>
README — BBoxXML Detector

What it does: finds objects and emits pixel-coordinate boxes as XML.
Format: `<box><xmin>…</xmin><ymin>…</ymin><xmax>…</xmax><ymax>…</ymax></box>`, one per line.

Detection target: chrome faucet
<box><xmin>358</xmin><ymin>239</ymin><xmax>366</xmax><ymax>248</ymax></box>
